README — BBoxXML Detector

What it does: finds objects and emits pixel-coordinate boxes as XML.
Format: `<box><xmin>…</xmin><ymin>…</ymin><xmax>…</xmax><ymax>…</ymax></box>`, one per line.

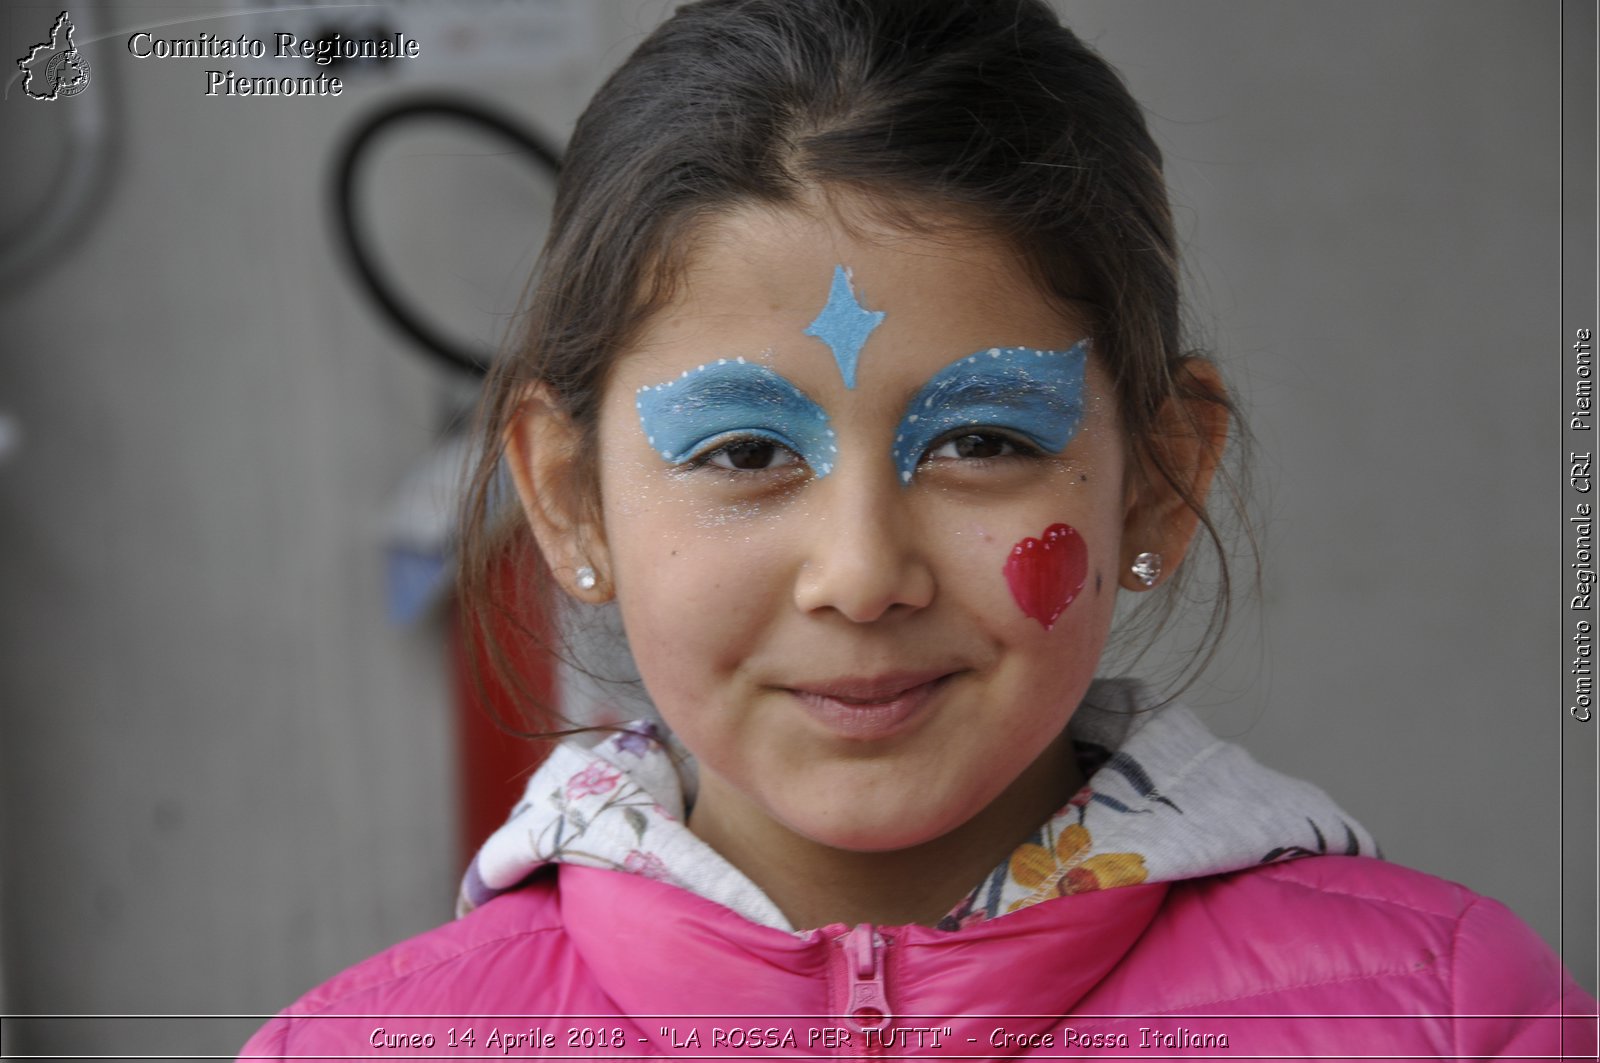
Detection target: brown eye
<box><xmin>955</xmin><ymin>434</ymin><xmax>1008</xmax><ymax>458</ymax></box>
<box><xmin>706</xmin><ymin>438</ymin><xmax>799</xmax><ymax>471</ymax></box>
<box><xmin>926</xmin><ymin>432</ymin><xmax>1020</xmax><ymax>461</ymax></box>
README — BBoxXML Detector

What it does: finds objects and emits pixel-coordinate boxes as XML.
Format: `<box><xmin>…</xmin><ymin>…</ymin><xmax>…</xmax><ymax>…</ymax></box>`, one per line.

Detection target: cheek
<box><xmin>609</xmin><ymin>504</ymin><xmax>794</xmax><ymax>678</ymax></box>
<box><xmin>1002</xmin><ymin>522</ymin><xmax>1090</xmax><ymax>631</ymax></box>
<box><xmin>619</xmin><ymin>535</ymin><xmax>778</xmax><ymax>624</ymax></box>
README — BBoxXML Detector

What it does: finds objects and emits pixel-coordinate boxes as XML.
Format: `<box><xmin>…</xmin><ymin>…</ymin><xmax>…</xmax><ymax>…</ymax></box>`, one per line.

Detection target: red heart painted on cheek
<box><xmin>1003</xmin><ymin>523</ymin><xmax>1088</xmax><ymax>631</ymax></box>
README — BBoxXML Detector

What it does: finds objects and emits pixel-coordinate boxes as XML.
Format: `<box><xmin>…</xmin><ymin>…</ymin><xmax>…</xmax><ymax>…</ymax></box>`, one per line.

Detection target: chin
<box><xmin>782</xmin><ymin>799</ymin><xmax>971</xmax><ymax>854</ymax></box>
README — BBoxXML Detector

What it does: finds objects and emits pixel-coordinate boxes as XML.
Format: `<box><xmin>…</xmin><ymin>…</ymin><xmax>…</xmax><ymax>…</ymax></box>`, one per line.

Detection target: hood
<box><xmin>458</xmin><ymin>678</ymin><xmax>1378</xmax><ymax>932</ymax></box>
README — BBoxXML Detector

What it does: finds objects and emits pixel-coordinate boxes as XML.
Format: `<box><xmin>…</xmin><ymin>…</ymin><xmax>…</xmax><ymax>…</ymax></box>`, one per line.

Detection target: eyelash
<box><xmin>919</xmin><ymin>428</ymin><xmax>1047</xmax><ymax>464</ymax></box>
<box><xmin>681</xmin><ymin>428</ymin><xmax>1047</xmax><ymax>478</ymax></box>
<box><xmin>682</xmin><ymin>433</ymin><xmax>802</xmax><ymax>473</ymax></box>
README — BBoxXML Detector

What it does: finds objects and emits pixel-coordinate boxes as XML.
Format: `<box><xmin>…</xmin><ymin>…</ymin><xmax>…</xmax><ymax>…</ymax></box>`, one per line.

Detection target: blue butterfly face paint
<box><xmin>891</xmin><ymin>341</ymin><xmax>1089</xmax><ymax>484</ymax></box>
<box><xmin>804</xmin><ymin>265</ymin><xmax>884</xmax><ymax>389</ymax></box>
<box><xmin>636</xmin><ymin>358</ymin><xmax>839</xmax><ymax>477</ymax></box>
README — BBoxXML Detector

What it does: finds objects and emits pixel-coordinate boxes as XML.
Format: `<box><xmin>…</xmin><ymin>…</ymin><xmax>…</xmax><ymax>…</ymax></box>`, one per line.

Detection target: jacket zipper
<box><xmin>836</xmin><ymin>923</ymin><xmax>892</xmax><ymax>1049</ymax></box>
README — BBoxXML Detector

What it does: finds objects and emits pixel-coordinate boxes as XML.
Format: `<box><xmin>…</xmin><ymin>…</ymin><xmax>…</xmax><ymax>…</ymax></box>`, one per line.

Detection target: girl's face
<box><xmin>539</xmin><ymin>204</ymin><xmax>1146</xmax><ymax>854</ymax></box>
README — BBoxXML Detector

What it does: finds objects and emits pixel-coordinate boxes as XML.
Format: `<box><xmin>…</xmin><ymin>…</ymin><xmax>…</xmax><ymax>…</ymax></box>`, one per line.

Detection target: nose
<box><xmin>792</xmin><ymin>465</ymin><xmax>936</xmax><ymax>623</ymax></box>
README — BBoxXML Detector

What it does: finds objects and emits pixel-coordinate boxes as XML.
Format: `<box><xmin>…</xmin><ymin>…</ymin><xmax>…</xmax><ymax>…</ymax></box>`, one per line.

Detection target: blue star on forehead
<box><xmin>803</xmin><ymin>265</ymin><xmax>885</xmax><ymax>389</ymax></box>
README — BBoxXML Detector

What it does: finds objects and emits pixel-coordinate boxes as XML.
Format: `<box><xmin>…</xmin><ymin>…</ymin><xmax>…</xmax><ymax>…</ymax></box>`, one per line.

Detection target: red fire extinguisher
<box><xmin>445</xmin><ymin>545</ymin><xmax>556</xmax><ymax>865</ymax></box>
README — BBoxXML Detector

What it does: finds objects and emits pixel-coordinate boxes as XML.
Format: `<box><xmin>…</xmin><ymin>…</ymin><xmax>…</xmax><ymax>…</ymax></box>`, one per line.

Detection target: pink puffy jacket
<box><xmin>240</xmin><ymin>854</ymin><xmax>1595</xmax><ymax>1060</ymax></box>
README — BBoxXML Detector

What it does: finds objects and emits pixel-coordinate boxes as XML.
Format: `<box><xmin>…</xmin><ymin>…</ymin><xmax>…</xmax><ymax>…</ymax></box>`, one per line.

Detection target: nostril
<box><xmin>792</xmin><ymin>499</ymin><xmax>936</xmax><ymax>621</ymax></box>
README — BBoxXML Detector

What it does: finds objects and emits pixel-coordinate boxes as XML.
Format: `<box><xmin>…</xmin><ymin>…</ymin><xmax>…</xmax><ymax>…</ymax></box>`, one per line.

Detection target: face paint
<box><xmin>636</xmin><ymin>358</ymin><xmax>838</xmax><ymax>476</ymax></box>
<box><xmin>804</xmin><ymin>264</ymin><xmax>885</xmax><ymax>389</ymax></box>
<box><xmin>891</xmin><ymin>341</ymin><xmax>1089</xmax><ymax>484</ymax></box>
<box><xmin>1003</xmin><ymin>523</ymin><xmax>1088</xmax><ymax>631</ymax></box>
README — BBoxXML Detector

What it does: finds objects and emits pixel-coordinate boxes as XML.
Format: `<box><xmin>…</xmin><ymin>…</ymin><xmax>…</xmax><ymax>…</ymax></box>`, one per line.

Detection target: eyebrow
<box><xmin>635</xmin><ymin>359</ymin><xmax>837</xmax><ymax>472</ymax></box>
<box><xmin>645</xmin><ymin>363</ymin><xmax>824</xmax><ymax>417</ymax></box>
<box><xmin>892</xmin><ymin>342</ymin><xmax>1089</xmax><ymax>483</ymax></box>
<box><xmin>909</xmin><ymin>371</ymin><xmax>1082</xmax><ymax>419</ymax></box>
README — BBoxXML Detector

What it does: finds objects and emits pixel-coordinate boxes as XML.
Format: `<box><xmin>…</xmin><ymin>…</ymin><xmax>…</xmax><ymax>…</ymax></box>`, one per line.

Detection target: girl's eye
<box><xmin>923</xmin><ymin>431</ymin><xmax>1038</xmax><ymax>462</ymax></box>
<box><xmin>702</xmin><ymin>438</ymin><xmax>801</xmax><ymax>471</ymax></box>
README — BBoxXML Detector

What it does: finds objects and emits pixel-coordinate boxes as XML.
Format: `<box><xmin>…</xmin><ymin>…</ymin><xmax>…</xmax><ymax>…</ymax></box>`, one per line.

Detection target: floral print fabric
<box><xmin>459</xmin><ymin>679</ymin><xmax>1378</xmax><ymax>933</ymax></box>
<box><xmin>459</xmin><ymin>719</ymin><xmax>792</xmax><ymax>929</ymax></box>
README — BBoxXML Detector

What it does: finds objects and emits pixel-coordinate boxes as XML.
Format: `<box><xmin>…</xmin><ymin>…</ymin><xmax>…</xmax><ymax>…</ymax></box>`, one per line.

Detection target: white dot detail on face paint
<box><xmin>908</xmin><ymin>414</ymin><xmax>918</xmax><ymax>423</ymax></box>
<box><xmin>901</xmin><ymin>470</ymin><xmax>912</xmax><ymax>483</ymax></box>
<box><xmin>989</xmin><ymin>348</ymin><xmax>1000</xmax><ymax>357</ymax></box>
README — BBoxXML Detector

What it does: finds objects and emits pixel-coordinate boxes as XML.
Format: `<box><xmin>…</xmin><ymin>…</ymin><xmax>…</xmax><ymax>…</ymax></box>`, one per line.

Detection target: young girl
<box><xmin>243</xmin><ymin>0</ymin><xmax>1595</xmax><ymax>1056</ymax></box>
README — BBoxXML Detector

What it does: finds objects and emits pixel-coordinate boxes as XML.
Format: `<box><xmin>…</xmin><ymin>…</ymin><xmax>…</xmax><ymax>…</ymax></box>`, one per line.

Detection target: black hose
<box><xmin>330</xmin><ymin>96</ymin><xmax>562</xmax><ymax>378</ymax></box>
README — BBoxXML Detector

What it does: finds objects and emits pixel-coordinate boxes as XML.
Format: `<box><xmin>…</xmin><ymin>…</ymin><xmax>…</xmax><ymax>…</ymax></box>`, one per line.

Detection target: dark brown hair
<box><xmin>458</xmin><ymin>0</ymin><xmax>1248</xmax><ymax>730</ymax></box>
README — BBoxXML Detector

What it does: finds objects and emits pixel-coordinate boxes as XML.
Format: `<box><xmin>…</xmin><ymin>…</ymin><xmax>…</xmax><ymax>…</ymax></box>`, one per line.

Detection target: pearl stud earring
<box><xmin>1130</xmin><ymin>552</ymin><xmax>1162</xmax><ymax>588</ymax></box>
<box><xmin>575</xmin><ymin>565</ymin><xmax>597</xmax><ymax>591</ymax></box>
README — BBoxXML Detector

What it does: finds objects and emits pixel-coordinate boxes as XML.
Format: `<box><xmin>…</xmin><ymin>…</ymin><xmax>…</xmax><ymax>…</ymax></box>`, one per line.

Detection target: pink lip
<box><xmin>786</xmin><ymin>671</ymin><xmax>955</xmax><ymax>741</ymax></box>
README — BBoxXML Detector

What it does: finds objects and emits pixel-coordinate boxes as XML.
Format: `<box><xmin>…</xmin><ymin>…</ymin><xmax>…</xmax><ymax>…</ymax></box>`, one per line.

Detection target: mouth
<box><xmin>785</xmin><ymin>671</ymin><xmax>957</xmax><ymax>741</ymax></box>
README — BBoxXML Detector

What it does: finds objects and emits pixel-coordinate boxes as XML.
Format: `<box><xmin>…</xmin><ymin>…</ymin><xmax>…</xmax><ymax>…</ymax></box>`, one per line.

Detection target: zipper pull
<box><xmin>840</xmin><ymin>924</ymin><xmax>892</xmax><ymax>1032</ymax></box>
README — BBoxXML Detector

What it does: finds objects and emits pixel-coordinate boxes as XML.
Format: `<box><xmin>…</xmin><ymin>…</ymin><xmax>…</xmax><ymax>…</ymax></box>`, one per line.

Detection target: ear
<box><xmin>1119</xmin><ymin>359</ymin><xmax>1230</xmax><ymax>591</ymax></box>
<box><xmin>503</xmin><ymin>385</ymin><xmax>612</xmax><ymax>601</ymax></box>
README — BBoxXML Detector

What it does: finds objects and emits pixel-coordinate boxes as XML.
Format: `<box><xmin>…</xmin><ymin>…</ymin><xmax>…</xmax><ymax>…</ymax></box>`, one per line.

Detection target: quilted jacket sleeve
<box><xmin>236</xmin><ymin>1015</ymin><xmax>287</xmax><ymax>1061</ymax></box>
<box><xmin>1450</xmin><ymin>892</ymin><xmax>1597</xmax><ymax>1060</ymax></box>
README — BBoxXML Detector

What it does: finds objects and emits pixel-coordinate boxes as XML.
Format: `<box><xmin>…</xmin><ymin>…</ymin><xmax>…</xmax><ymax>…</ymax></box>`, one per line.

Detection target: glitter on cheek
<box><xmin>691</xmin><ymin>499</ymin><xmax>767</xmax><ymax>529</ymax></box>
<box><xmin>1002</xmin><ymin>523</ymin><xmax>1088</xmax><ymax>631</ymax></box>
<box><xmin>950</xmin><ymin>524</ymin><xmax>996</xmax><ymax>544</ymax></box>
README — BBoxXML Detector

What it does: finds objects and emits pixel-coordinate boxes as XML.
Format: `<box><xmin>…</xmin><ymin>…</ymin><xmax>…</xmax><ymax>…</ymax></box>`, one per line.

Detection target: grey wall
<box><xmin>0</xmin><ymin>0</ymin><xmax>1591</xmax><ymax>1052</ymax></box>
<box><xmin>1071</xmin><ymin>0</ymin><xmax>1596</xmax><ymax>994</ymax></box>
